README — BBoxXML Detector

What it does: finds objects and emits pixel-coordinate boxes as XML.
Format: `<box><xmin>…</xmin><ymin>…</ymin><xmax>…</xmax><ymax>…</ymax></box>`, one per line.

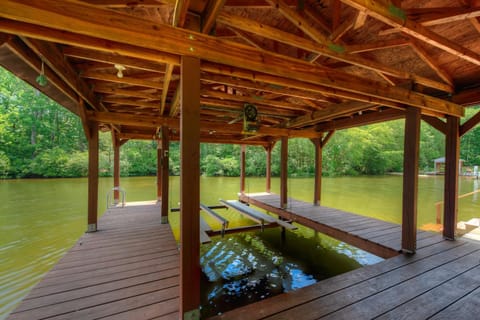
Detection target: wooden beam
<box><xmin>470</xmin><ymin>17</ymin><xmax>480</xmax><ymax>33</ymax></box>
<box><xmin>202</xmin><ymin>0</ymin><xmax>227</xmax><ymax>34</ymax></box>
<box><xmin>316</xmin><ymin>108</ymin><xmax>405</xmax><ymax>131</ymax></box>
<box><xmin>81</xmin><ymin>70</ymin><xmax>164</xmax><ymax>89</ymax></box>
<box><xmin>5</xmin><ymin>37</ymin><xmax>79</xmax><ymax>109</ymax></box>
<box><xmin>87</xmin><ymin>121</ymin><xmax>99</xmax><ymax>232</ymax></box>
<box><xmin>63</xmin><ymin>46</ymin><xmax>166</xmax><ymax>73</ymax></box>
<box><xmin>202</xmin><ymin>89</ymin><xmax>312</xmax><ymax>112</ymax></box>
<box><xmin>341</xmin><ymin>0</ymin><xmax>480</xmax><ymax>67</ymax></box>
<box><xmin>443</xmin><ymin>116</ymin><xmax>460</xmax><ymax>240</ymax></box>
<box><xmin>321</xmin><ymin>130</ymin><xmax>335</xmax><ymax>147</ymax></box>
<box><xmin>0</xmin><ymin>2</ymin><xmax>463</xmax><ymax>115</ymax></box>
<box><xmin>102</xmin><ymin>97</ymin><xmax>160</xmax><ymax>110</ymax></box>
<box><xmin>405</xmin><ymin>6</ymin><xmax>480</xmax><ymax>26</ymax></box>
<box><xmin>93</xmin><ymin>85</ymin><xmax>160</xmax><ymax>100</ymax></box>
<box><xmin>422</xmin><ymin>115</ymin><xmax>447</xmax><ymax>135</ymax></box>
<box><xmin>280</xmin><ymin>136</ymin><xmax>288</xmax><ymax>209</ymax></box>
<box><xmin>21</xmin><ymin>37</ymin><xmax>104</xmax><ymax>111</ymax></box>
<box><xmin>353</xmin><ymin>11</ymin><xmax>368</xmax><ymax>29</ymax></box>
<box><xmin>161</xmin><ymin>126</ymin><xmax>169</xmax><ymax>223</ymax></box>
<box><xmin>216</xmin><ymin>11</ymin><xmax>452</xmax><ymax>93</ymax></box>
<box><xmin>287</xmin><ymin>101</ymin><xmax>377</xmax><ymax>128</ymax></box>
<box><xmin>453</xmin><ymin>87</ymin><xmax>480</xmax><ymax>106</ymax></box>
<box><xmin>460</xmin><ymin>109</ymin><xmax>480</xmax><ymax>136</ymax></box>
<box><xmin>89</xmin><ymin>111</ymin><xmax>323</xmax><ymax>138</ymax></box>
<box><xmin>409</xmin><ymin>40</ymin><xmax>454</xmax><ymax>86</ymax></box>
<box><xmin>329</xmin><ymin>18</ymin><xmax>354</xmax><ymax>42</ymax></box>
<box><xmin>240</xmin><ymin>144</ymin><xmax>246</xmax><ymax>194</ymax></box>
<box><xmin>346</xmin><ymin>38</ymin><xmax>410</xmax><ymax>54</ymax></box>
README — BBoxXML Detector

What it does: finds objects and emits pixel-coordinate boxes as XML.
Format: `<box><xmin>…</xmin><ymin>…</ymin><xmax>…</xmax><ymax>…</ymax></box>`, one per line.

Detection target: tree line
<box><xmin>1</xmin><ymin>67</ymin><xmax>479</xmax><ymax>179</ymax></box>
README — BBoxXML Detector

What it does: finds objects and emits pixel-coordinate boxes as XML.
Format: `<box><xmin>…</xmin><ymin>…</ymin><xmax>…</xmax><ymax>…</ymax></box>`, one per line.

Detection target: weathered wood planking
<box><xmin>7</xmin><ymin>202</ymin><xmax>180</xmax><ymax>320</ymax></box>
<box><xmin>211</xmin><ymin>236</ymin><xmax>480</xmax><ymax>320</ymax></box>
<box><xmin>239</xmin><ymin>192</ymin><xmax>422</xmax><ymax>258</ymax></box>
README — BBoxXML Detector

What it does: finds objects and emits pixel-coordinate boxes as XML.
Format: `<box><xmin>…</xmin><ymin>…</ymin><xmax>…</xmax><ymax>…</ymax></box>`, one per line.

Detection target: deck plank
<box><xmin>8</xmin><ymin>203</ymin><xmax>180</xmax><ymax>320</ymax></box>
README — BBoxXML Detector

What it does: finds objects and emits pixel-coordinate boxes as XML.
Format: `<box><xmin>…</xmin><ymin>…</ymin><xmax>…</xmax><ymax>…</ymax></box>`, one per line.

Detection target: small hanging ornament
<box><xmin>36</xmin><ymin>61</ymin><xmax>47</xmax><ymax>87</ymax></box>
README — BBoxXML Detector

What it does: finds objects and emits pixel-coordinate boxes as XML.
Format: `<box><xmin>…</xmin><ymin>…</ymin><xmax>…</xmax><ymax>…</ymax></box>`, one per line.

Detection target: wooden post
<box><xmin>280</xmin><ymin>136</ymin><xmax>288</xmax><ymax>209</ymax></box>
<box><xmin>402</xmin><ymin>107</ymin><xmax>420</xmax><ymax>253</ymax></box>
<box><xmin>87</xmin><ymin>121</ymin><xmax>99</xmax><ymax>232</ymax></box>
<box><xmin>312</xmin><ymin>138</ymin><xmax>322</xmax><ymax>206</ymax></box>
<box><xmin>112</xmin><ymin>132</ymin><xmax>120</xmax><ymax>205</ymax></box>
<box><xmin>157</xmin><ymin>140</ymin><xmax>162</xmax><ymax>201</ymax></box>
<box><xmin>444</xmin><ymin>115</ymin><xmax>460</xmax><ymax>240</ymax></box>
<box><xmin>161</xmin><ymin>126</ymin><xmax>169</xmax><ymax>224</ymax></box>
<box><xmin>240</xmin><ymin>145</ymin><xmax>246</xmax><ymax>194</ymax></box>
<box><xmin>180</xmin><ymin>56</ymin><xmax>201</xmax><ymax>320</ymax></box>
<box><xmin>265</xmin><ymin>145</ymin><xmax>272</xmax><ymax>193</ymax></box>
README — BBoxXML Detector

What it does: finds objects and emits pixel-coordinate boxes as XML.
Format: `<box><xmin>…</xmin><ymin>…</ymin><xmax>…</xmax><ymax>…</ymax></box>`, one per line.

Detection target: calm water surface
<box><xmin>1</xmin><ymin>175</ymin><xmax>480</xmax><ymax>318</ymax></box>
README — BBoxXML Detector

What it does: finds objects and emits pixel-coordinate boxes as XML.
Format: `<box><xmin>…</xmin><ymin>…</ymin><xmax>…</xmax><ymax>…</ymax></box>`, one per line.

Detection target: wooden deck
<box><xmin>7</xmin><ymin>201</ymin><xmax>180</xmax><ymax>320</ymax></box>
<box><xmin>212</xmin><ymin>194</ymin><xmax>480</xmax><ymax>320</ymax></box>
<box><xmin>239</xmin><ymin>193</ymin><xmax>445</xmax><ymax>258</ymax></box>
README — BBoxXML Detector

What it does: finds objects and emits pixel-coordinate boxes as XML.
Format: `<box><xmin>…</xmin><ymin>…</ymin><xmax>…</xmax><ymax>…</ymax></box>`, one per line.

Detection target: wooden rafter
<box><xmin>408</xmin><ymin>40</ymin><xmax>454</xmax><ymax>86</ymax></box>
<box><xmin>89</xmin><ymin>111</ymin><xmax>323</xmax><ymax>138</ymax></box>
<box><xmin>405</xmin><ymin>7</ymin><xmax>480</xmax><ymax>26</ymax></box>
<box><xmin>0</xmin><ymin>0</ymin><xmax>464</xmax><ymax>117</ymax></box>
<box><xmin>316</xmin><ymin>108</ymin><xmax>405</xmax><ymax>131</ymax></box>
<box><xmin>217</xmin><ymin>12</ymin><xmax>452</xmax><ymax>93</ymax></box>
<box><xmin>287</xmin><ymin>101</ymin><xmax>377</xmax><ymax>128</ymax></box>
<box><xmin>341</xmin><ymin>0</ymin><xmax>480</xmax><ymax>67</ymax></box>
<box><xmin>202</xmin><ymin>0</ymin><xmax>227</xmax><ymax>34</ymax></box>
<box><xmin>21</xmin><ymin>37</ymin><xmax>105</xmax><ymax>111</ymax></box>
<box><xmin>81</xmin><ymin>70</ymin><xmax>164</xmax><ymax>89</ymax></box>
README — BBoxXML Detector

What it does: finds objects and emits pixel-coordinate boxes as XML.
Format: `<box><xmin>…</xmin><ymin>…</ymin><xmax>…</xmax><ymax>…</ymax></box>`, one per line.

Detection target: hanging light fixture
<box><xmin>36</xmin><ymin>61</ymin><xmax>47</xmax><ymax>87</ymax></box>
<box><xmin>114</xmin><ymin>64</ymin><xmax>126</xmax><ymax>78</ymax></box>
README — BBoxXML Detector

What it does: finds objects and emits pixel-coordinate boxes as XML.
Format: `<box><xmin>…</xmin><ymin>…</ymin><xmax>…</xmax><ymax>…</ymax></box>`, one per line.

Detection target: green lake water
<box><xmin>1</xmin><ymin>175</ymin><xmax>480</xmax><ymax>318</ymax></box>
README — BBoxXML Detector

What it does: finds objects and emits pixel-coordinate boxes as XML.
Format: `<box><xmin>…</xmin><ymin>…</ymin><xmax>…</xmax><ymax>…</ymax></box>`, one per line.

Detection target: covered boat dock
<box><xmin>2</xmin><ymin>0</ymin><xmax>480</xmax><ymax>318</ymax></box>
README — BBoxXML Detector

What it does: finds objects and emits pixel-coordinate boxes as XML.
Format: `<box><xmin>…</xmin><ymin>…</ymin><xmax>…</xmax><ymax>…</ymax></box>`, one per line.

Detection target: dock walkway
<box><xmin>212</xmin><ymin>194</ymin><xmax>480</xmax><ymax>320</ymax></box>
<box><xmin>240</xmin><ymin>193</ymin><xmax>444</xmax><ymax>258</ymax></box>
<box><xmin>7</xmin><ymin>201</ymin><xmax>179</xmax><ymax>320</ymax></box>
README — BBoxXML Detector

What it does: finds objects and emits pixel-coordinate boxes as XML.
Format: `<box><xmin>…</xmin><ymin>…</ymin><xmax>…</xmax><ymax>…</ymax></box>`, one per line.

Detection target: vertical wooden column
<box><xmin>157</xmin><ymin>140</ymin><xmax>162</xmax><ymax>201</ymax></box>
<box><xmin>180</xmin><ymin>56</ymin><xmax>201</xmax><ymax>319</ymax></box>
<box><xmin>280</xmin><ymin>136</ymin><xmax>288</xmax><ymax>209</ymax></box>
<box><xmin>161</xmin><ymin>126</ymin><xmax>169</xmax><ymax>224</ymax></box>
<box><xmin>444</xmin><ymin>115</ymin><xmax>460</xmax><ymax>240</ymax></box>
<box><xmin>87</xmin><ymin>121</ymin><xmax>99</xmax><ymax>233</ymax></box>
<box><xmin>265</xmin><ymin>145</ymin><xmax>272</xmax><ymax>193</ymax></box>
<box><xmin>313</xmin><ymin>138</ymin><xmax>322</xmax><ymax>206</ymax></box>
<box><xmin>402</xmin><ymin>107</ymin><xmax>420</xmax><ymax>253</ymax></box>
<box><xmin>112</xmin><ymin>133</ymin><xmax>120</xmax><ymax>204</ymax></box>
<box><xmin>240</xmin><ymin>145</ymin><xmax>246</xmax><ymax>194</ymax></box>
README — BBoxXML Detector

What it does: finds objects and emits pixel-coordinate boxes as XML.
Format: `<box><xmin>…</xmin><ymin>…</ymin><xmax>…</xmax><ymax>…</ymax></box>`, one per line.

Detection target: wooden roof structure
<box><xmin>0</xmin><ymin>0</ymin><xmax>479</xmax><ymax>146</ymax></box>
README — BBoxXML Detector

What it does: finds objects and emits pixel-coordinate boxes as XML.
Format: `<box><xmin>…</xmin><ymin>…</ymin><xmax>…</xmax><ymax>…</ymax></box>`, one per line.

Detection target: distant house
<box><xmin>434</xmin><ymin>157</ymin><xmax>464</xmax><ymax>174</ymax></box>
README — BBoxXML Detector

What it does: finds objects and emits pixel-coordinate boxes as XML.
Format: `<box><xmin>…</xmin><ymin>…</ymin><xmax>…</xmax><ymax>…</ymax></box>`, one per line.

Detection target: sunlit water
<box><xmin>1</xmin><ymin>175</ymin><xmax>480</xmax><ymax>319</ymax></box>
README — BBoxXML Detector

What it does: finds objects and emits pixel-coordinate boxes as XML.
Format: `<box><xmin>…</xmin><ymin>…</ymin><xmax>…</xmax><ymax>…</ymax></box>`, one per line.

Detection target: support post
<box><xmin>444</xmin><ymin>115</ymin><xmax>460</xmax><ymax>240</ymax></box>
<box><xmin>112</xmin><ymin>132</ymin><xmax>120</xmax><ymax>205</ymax></box>
<box><xmin>161</xmin><ymin>126</ymin><xmax>169</xmax><ymax>224</ymax></box>
<box><xmin>265</xmin><ymin>145</ymin><xmax>272</xmax><ymax>193</ymax></box>
<box><xmin>280</xmin><ymin>136</ymin><xmax>288</xmax><ymax>209</ymax></box>
<box><xmin>312</xmin><ymin>138</ymin><xmax>322</xmax><ymax>206</ymax></box>
<box><xmin>402</xmin><ymin>107</ymin><xmax>420</xmax><ymax>253</ymax></box>
<box><xmin>180</xmin><ymin>56</ymin><xmax>201</xmax><ymax>320</ymax></box>
<box><xmin>157</xmin><ymin>140</ymin><xmax>162</xmax><ymax>201</ymax></box>
<box><xmin>240</xmin><ymin>145</ymin><xmax>246</xmax><ymax>194</ymax></box>
<box><xmin>87</xmin><ymin>121</ymin><xmax>99</xmax><ymax>232</ymax></box>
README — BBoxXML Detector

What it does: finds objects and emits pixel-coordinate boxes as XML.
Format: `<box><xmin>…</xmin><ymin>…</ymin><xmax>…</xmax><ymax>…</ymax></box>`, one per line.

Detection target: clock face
<box><xmin>244</xmin><ymin>104</ymin><xmax>257</xmax><ymax>121</ymax></box>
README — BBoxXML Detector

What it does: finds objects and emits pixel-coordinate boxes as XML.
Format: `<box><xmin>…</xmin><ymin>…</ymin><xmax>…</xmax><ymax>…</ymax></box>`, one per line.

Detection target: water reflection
<box><xmin>200</xmin><ymin>227</ymin><xmax>382</xmax><ymax>318</ymax></box>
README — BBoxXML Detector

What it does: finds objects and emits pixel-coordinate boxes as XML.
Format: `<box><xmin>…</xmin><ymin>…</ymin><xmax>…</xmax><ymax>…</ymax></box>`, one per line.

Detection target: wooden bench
<box><xmin>220</xmin><ymin>199</ymin><xmax>297</xmax><ymax>231</ymax></box>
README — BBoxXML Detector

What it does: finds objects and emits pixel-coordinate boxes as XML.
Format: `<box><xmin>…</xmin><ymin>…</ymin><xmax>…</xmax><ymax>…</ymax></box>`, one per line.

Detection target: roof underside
<box><xmin>0</xmin><ymin>0</ymin><xmax>479</xmax><ymax>146</ymax></box>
